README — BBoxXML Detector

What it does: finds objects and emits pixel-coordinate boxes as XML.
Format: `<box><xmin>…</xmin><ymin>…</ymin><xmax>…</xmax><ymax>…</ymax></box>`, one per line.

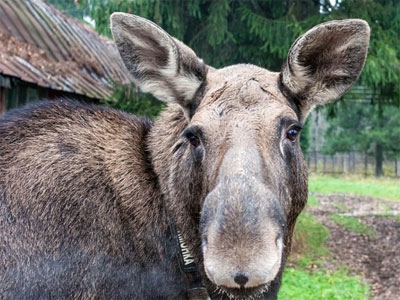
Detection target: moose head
<box><xmin>110</xmin><ymin>14</ymin><xmax>370</xmax><ymax>299</ymax></box>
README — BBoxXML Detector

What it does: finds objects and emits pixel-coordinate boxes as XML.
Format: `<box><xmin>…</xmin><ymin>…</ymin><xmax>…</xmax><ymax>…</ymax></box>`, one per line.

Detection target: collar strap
<box><xmin>169</xmin><ymin>219</ymin><xmax>210</xmax><ymax>299</ymax></box>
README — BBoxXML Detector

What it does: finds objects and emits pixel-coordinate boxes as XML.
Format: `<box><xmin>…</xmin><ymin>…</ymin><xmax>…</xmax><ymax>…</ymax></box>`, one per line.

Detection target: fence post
<box><xmin>309</xmin><ymin>151</ymin><xmax>399</xmax><ymax>177</ymax></box>
<box><xmin>341</xmin><ymin>155</ymin><xmax>344</xmax><ymax>173</ymax></box>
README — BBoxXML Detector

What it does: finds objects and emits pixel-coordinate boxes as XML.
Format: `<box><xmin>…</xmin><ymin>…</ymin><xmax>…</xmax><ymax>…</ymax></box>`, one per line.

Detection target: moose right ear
<box><xmin>110</xmin><ymin>13</ymin><xmax>207</xmax><ymax>119</ymax></box>
<box><xmin>280</xmin><ymin>19</ymin><xmax>370</xmax><ymax>120</ymax></box>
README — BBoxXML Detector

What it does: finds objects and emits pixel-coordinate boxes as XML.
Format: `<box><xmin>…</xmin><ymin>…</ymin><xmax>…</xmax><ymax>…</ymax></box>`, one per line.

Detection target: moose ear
<box><xmin>110</xmin><ymin>13</ymin><xmax>207</xmax><ymax>118</ymax></box>
<box><xmin>280</xmin><ymin>19</ymin><xmax>370</xmax><ymax>120</ymax></box>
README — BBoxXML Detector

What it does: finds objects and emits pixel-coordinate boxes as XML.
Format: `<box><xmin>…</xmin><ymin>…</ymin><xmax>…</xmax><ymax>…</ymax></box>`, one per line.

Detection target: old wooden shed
<box><xmin>0</xmin><ymin>0</ymin><xmax>131</xmax><ymax>114</ymax></box>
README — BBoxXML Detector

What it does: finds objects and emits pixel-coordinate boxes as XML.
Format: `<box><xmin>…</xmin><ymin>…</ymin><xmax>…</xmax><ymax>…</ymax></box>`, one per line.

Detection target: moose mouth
<box><xmin>215</xmin><ymin>283</ymin><xmax>271</xmax><ymax>300</ymax></box>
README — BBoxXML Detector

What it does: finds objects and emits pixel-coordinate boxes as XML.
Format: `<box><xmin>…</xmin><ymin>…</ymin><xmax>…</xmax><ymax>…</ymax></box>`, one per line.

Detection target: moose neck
<box><xmin>102</xmin><ymin>116</ymin><xmax>170</xmax><ymax>262</ymax></box>
<box><xmin>148</xmin><ymin>105</ymin><xmax>205</xmax><ymax>265</ymax></box>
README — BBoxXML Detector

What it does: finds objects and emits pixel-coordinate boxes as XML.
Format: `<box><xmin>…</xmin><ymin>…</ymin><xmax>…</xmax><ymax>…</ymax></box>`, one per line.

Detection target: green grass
<box><xmin>280</xmin><ymin>268</ymin><xmax>370</xmax><ymax>300</ymax></box>
<box><xmin>285</xmin><ymin>212</ymin><xmax>370</xmax><ymax>299</ymax></box>
<box><xmin>307</xmin><ymin>194</ymin><xmax>319</xmax><ymax>207</ymax></box>
<box><xmin>334</xmin><ymin>201</ymin><xmax>347</xmax><ymax>213</ymax></box>
<box><xmin>330</xmin><ymin>214</ymin><xmax>376</xmax><ymax>237</ymax></box>
<box><xmin>391</xmin><ymin>214</ymin><xmax>400</xmax><ymax>222</ymax></box>
<box><xmin>291</xmin><ymin>212</ymin><xmax>330</xmax><ymax>268</ymax></box>
<box><xmin>308</xmin><ymin>175</ymin><xmax>400</xmax><ymax>201</ymax></box>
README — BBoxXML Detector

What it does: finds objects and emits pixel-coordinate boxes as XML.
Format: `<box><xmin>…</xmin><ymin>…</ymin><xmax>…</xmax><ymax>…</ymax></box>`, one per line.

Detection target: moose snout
<box><xmin>200</xmin><ymin>180</ymin><xmax>286</xmax><ymax>290</ymax></box>
<box><xmin>202</xmin><ymin>231</ymin><xmax>284</xmax><ymax>289</ymax></box>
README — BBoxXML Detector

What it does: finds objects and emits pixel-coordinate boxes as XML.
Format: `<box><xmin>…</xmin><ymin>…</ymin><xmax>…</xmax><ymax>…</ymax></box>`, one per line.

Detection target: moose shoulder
<box><xmin>0</xmin><ymin>14</ymin><xmax>369</xmax><ymax>300</ymax></box>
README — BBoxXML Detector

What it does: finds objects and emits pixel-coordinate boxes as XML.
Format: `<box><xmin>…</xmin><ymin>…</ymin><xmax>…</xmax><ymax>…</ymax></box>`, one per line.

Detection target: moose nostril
<box><xmin>234</xmin><ymin>272</ymin><xmax>249</xmax><ymax>287</ymax></box>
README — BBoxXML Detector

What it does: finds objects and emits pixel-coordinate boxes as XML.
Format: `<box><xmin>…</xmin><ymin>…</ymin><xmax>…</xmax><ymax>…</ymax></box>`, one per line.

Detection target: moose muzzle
<box><xmin>200</xmin><ymin>146</ymin><xmax>286</xmax><ymax>290</ymax></box>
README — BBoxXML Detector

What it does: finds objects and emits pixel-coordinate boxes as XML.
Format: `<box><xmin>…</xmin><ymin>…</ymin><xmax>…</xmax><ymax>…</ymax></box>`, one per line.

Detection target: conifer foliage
<box><xmin>49</xmin><ymin>0</ymin><xmax>399</xmax><ymax>107</ymax></box>
<box><xmin>48</xmin><ymin>0</ymin><xmax>399</xmax><ymax>168</ymax></box>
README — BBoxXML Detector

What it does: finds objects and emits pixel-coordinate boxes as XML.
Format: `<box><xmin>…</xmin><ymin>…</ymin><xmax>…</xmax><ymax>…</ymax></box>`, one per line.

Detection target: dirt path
<box><xmin>306</xmin><ymin>194</ymin><xmax>400</xmax><ymax>300</ymax></box>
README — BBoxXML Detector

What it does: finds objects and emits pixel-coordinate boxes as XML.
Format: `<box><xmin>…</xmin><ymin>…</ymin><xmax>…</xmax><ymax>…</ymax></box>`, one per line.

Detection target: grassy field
<box><xmin>329</xmin><ymin>214</ymin><xmax>376</xmax><ymax>237</ymax></box>
<box><xmin>280</xmin><ymin>212</ymin><xmax>371</xmax><ymax>299</ymax></box>
<box><xmin>280</xmin><ymin>268</ymin><xmax>370</xmax><ymax>300</ymax></box>
<box><xmin>278</xmin><ymin>174</ymin><xmax>400</xmax><ymax>299</ymax></box>
<box><xmin>308</xmin><ymin>175</ymin><xmax>400</xmax><ymax>201</ymax></box>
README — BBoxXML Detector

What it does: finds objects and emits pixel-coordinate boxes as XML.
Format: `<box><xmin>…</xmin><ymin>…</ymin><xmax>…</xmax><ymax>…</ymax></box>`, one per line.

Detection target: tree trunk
<box><xmin>364</xmin><ymin>153</ymin><xmax>368</xmax><ymax>176</ymax></box>
<box><xmin>375</xmin><ymin>144</ymin><xmax>384</xmax><ymax>177</ymax></box>
<box><xmin>314</xmin><ymin>150</ymin><xmax>317</xmax><ymax>172</ymax></box>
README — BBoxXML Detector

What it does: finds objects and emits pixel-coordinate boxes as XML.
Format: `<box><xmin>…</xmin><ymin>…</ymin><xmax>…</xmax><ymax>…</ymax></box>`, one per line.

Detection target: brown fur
<box><xmin>0</xmin><ymin>14</ymin><xmax>370</xmax><ymax>300</ymax></box>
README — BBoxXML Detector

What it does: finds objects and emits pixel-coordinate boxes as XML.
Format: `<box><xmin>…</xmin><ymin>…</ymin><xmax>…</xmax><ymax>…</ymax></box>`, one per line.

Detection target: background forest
<box><xmin>49</xmin><ymin>0</ymin><xmax>400</xmax><ymax>177</ymax></box>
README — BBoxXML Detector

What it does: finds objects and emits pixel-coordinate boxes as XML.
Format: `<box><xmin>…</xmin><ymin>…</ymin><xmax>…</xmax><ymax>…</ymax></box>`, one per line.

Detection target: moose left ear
<box><xmin>110</xmin><ymin>13</ymin><xmax>207</xmax><ymax>119</ymax></box>
<box><xmin>280</xmin><ymin>19</ymin><xmax>370</xmax><ymax>120</ymax></box>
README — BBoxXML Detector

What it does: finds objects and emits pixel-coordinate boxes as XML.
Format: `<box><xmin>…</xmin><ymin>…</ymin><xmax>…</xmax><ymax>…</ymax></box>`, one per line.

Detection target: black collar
<box><xmin>169</xmin><ymin>219</ymin><xmax>210</xmax><ymax>299</ymax></box>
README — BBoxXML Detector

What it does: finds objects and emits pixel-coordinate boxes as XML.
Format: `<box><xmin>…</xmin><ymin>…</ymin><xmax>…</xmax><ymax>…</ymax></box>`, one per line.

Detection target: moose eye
<box><xmin>286</xmin><ymin>127</ymin><xmax>300</xmax><ymax>141</ymax></box>
<box><xmin>183</xmin><ymin>127</ymin><xmax>202</xmax><ymax>148</ymax></box>
<box><xmin>187</xmin><ymin>133</ymin><xmax>200</xmax><ymax>147</ymax></box>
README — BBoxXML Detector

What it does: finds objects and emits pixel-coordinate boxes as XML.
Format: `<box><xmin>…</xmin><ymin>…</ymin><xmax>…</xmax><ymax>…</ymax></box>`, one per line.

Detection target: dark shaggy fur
<box><xmin>0</xmin><ymin>100</ymin><xmax>187</xmax><ymax>299</ymax></box>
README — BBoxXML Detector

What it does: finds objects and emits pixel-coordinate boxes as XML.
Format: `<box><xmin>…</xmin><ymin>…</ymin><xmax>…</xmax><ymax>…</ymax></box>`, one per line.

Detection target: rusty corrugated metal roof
<box><xmin>0</xmin><ymin>0</ymin><xmax>131</xmax><ymax>100</ymax></box>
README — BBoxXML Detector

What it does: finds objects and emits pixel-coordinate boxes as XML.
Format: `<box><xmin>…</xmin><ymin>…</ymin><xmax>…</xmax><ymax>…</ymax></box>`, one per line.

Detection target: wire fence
<box><xmin>306</xmin><ymin>151</ymin><xmax>400</xmax><ymax>177</ymax></box>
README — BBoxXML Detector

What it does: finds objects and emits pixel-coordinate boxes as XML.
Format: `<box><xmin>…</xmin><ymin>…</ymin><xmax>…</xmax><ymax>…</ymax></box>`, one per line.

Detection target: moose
<box><xmin>0</xmin><ymin>13</ymin><xmax>369</xmax><ymax>300</ymax></box>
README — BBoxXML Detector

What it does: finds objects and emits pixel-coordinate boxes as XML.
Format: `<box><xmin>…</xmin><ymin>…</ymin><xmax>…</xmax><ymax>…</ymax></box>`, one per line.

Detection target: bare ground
<box><xmin>302</xmin><ymin>194</ymin><xmax>400</xmax><ymax>300</ymax></box>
